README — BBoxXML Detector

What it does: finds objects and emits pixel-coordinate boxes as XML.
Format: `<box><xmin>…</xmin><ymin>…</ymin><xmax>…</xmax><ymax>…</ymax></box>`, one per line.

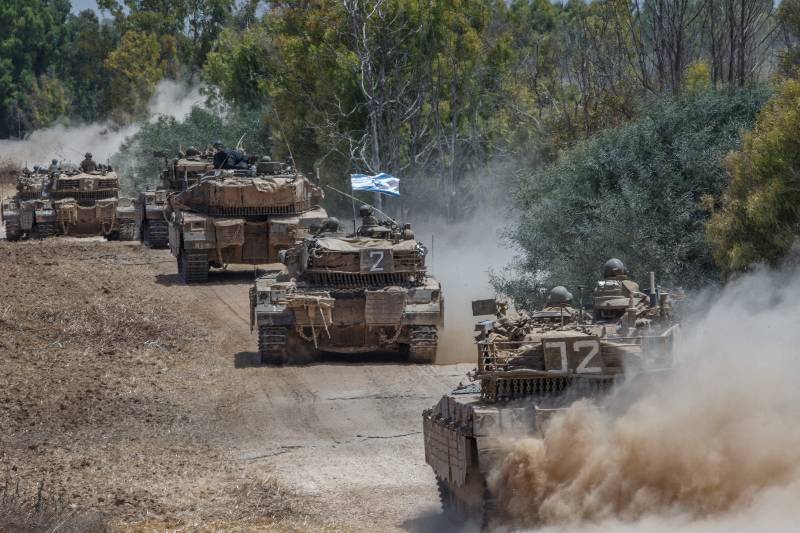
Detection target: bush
<box><xmin>497</xmin><ymin>87</ymin><xmax>769</xmax><ymax>307</ymax></box>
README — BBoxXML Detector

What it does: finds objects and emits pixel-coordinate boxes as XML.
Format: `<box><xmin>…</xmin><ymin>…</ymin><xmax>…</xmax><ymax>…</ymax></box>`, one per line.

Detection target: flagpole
<box><xmin>326</xmin><ymin>185</ymin><xmax>398</xmax><ymax>227</ymax></box>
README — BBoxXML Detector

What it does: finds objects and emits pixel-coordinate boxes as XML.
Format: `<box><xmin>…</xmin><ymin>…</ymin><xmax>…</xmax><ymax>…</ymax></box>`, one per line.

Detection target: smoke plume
<box><xmin>488</xmin><ymin>267</ymin><xmax>800</xmax><ymax>531</ymax></box>
<box><xmin>0</xmin><ymin>80</ymin><xmax>204</xmax><ymax>166</ymax></box>
<box><xmin>415</xmin><ymin>212</ymin><xmax>514</xmax><ymax>364</ymax></box>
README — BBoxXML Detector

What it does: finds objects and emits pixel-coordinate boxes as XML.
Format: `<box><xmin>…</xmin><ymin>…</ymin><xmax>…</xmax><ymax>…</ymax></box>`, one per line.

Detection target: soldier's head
<box><xmin>84</xmin><ymin>152</ymin><xmax>92</xmax><ymax>159</ymax></box>
<box><xmin>212</xmin><ymin>140</ymin><xmax>224</xmax><ymax>150</ymax></box>
<box><xmin>547</xmin><ymin>286</ymin><xmax>573</xmax><ymax>306</ymax></box>
<box><xmin>186</xmin><ymin>146</ymin><xmax>199</xmax><ymax>156</ymax></box>
<box><xmin>51</xmin><ymin>159</ymin><xmax>58</xmax><ymax>165</ymax></box>
<box><xmin>260</xmin><ymin>155</ymin><xmax>271</xmax><ymax>162</ymax></box>
<box><xmin>321</xmin><ymin>217</ymin><xmax>340</xmax><ymax>233</ymax></box>
<box><xmin>359</xmin><ymin>205</ymin><xmax>373</xmax><ymax>218</ymax></box>
<box><xmin>602</xmin><ymin>258</ymin><xmax>627</xmax><ymax>279</ymax></box>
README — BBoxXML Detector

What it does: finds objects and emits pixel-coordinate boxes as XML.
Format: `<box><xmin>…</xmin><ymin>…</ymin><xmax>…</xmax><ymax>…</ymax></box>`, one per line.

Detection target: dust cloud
<box><xmin>0</xmin><ymin>80</ymin><xmax>204</xmax><ymax>166</ymax></box>
<box><xmin>414</xmin><ymin>212</ymin><xmax>514</xmax><ymax>364</ymax></box>
<box><xmin>488</xmin><ymin>267</ymin><xmax>800</xmax><ymax>532</ymax></box>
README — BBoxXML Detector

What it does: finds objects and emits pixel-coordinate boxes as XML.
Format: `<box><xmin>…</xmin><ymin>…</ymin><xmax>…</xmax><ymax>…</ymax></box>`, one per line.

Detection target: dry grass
<box><xmin>0</xmin><ymin>479</ymin><xmax>107</xmax><ymax>533</ymax></box>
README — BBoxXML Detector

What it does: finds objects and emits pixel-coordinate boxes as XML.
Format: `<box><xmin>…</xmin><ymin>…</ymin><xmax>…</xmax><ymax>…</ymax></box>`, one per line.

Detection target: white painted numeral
<box><xmin>369</xmin><ymin>250</ymin><xmax>385</xmax><ymax>272</ymax></box>
<box><xmin>574</xmin><ymin>340</ymin><xmax>602</xmax><ymax>374</ymax></box>
<box><xmin>546</xmin><ymin>341</ymin><xmax>569</xmax><ymax>373</ymax></box>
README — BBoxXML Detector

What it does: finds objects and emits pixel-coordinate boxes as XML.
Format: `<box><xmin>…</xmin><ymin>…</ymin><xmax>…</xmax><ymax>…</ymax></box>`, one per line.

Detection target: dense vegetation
<box><xmin>3</xmin><ymin>0</ymin><xmax>800</xmax><ymax>297</ymax></box>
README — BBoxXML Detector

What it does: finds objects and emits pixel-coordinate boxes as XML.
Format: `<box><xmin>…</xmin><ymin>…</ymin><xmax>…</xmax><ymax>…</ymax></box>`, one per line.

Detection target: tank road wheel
<box><xmin>178</xmin><ymin>249</ymin><xmax>209</xmax><ymax>283</ymax></box>
<box><xmin>408</xmin><ymin>325</ymin><xmax>438</xmax><ymax>364</ymax></box>
<box><xmin>259</xmin><ymin>326</ymin><xmax>288</xmax><ymax>365</ymax></box>
<box><xmin>118</xmin><ymin>221</ymin><xmax>136</xmax><ymax>241</ymax></box>
<box><xmin>143</xmin><ymin>220</ymin><xmax>169</xmax><ymax>248</ymax></box>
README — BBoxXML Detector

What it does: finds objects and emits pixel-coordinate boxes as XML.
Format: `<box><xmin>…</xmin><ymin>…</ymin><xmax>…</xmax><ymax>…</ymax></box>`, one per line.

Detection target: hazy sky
<box><xmin>71</xmin><ymin>0</ymin><xmax>99</xmax><ymax>14</ymax></box>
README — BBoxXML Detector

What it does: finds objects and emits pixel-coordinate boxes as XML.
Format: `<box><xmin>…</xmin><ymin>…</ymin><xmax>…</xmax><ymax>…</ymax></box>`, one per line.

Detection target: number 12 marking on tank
<box><xmin>544</xmin><ymin>339</ymin><xmax>603</xmax><ymax>374</ymax></box>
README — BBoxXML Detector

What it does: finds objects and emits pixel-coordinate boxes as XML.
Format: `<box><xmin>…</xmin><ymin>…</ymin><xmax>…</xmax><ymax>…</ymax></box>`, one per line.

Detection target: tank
<box><xmin>167</xmin><ymin>158</ymin><xmax>327</xmax><ymax>283</ymax></box>
<box><xmin>49</xmin><ymin>167</ymin><xmax>136</xmax><ymax>240</ymax></box>
<box><xmin>135</xmin><ymin>150</ymin><xmax>215</xmax><ymax>248</ymax></box>
<box><xmin>249</xmin><ymin>216</ymin><xmax>444</xmax><ymax>365</ymax></box>
<box><xmin>422</xmin><ymin>261</ymin><xmax>678</xmax><ymax>527</ymax></box>
<box><xmin>1</xmin><ymin>166</ymin><xmax>54</xmax><ymax>240</ymax></box>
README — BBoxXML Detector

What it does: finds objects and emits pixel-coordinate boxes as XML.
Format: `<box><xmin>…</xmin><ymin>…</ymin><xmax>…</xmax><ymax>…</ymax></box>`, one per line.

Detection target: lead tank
<box><xmin>422</xmin><ymin>259</ymin><xmax>678</xmax><ymax>528</ymax></box>
<box><xmin>167</xmin><ymin>158</ymin><xmax>327</xmax><ymax>283</ymax></box>
<box><xmin>136</xmin><ymin>149</ymin><xmax>215</xmax><ymax>248</ymax></box>
<box><xmin>250</xmin><ymin>215</ymin><xmax>443</xmax><ymax>365</ymax></box>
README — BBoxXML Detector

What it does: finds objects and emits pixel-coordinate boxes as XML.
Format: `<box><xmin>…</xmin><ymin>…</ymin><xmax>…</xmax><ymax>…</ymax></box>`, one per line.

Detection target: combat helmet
<box><xmin>359</xmin><ymin>205</ymin><xmax>373</xmax><ymax>218</ymax></box>
<box><xmin>603</xmin><ymin>258</ymin><xmax>627</xmax><ymax>279</ymax></box>
<box><xmin>547</xmin><ymin>286</ymin><xmax>573</xmax><ymax>306</ymax></box>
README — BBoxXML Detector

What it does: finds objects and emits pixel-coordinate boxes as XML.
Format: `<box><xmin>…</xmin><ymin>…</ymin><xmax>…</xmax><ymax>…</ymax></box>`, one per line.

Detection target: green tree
<box><xmin>708</xmin><ymin>79</ymin><xmax>800</xmax><ymax>274</ymax></box>
<box><xmin>105</xmin><ymin>30</ymin><xmax>166</xmax><ymax>121</ymax></box>
<box><xmin>0</xmin><ymin>0</ymin><xmax>71</xmax><ymax>137</ymax></box>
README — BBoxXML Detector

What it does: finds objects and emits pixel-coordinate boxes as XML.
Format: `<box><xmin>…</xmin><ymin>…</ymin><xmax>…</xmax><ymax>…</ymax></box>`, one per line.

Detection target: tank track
<box><xmin>408</xmin><ymin>325</ymin><xmax>438</xmax><ymax>364</ymax></box>
<box><xmin>118</xmin><ymin>221</ymin><xmax>136</xmax><ymax>241</ymax></box>
<box><xmin>437</xmin><ymin>474</ymin><xmax>495</xmax><ymax>530</ymax></box>
<box><xmin>143</xmin><ymin>219</ymin><xmax>169</xmax><ymax>248</ymax></box>
<box><xmin>33</xmin><ymin>222</ymin><xmax>56</xmax><ymax>239</ymax></box>
<box><xmin>5</xmin><ymin>223</ymin><xmax>22</xmax><ymax>241</ymax></box>
<box><xmin>178</xmin><ymin>249</ymin><xmax>209</xmax><ymax>283</ymax></box>
<box><xmin>258</xmin><ymin>326</ymin><xmax>288</xmax><ymax>365</ymax></box>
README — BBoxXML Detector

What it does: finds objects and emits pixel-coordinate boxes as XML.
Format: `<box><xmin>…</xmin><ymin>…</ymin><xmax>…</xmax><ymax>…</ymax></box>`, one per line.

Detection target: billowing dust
<box><xmin>0</xmin><ymin>80</ymin><xmax>202</xmax><ymax>165</ymax></box>
<box><xmin>488</xmin><ymin>268</ymin><xmax>800</xmax><ymax>531</ymax></box>
<box><xmin>414</xmin><ymin>213</ymin><xmax>513</xmax><ymax>364</ymax></box>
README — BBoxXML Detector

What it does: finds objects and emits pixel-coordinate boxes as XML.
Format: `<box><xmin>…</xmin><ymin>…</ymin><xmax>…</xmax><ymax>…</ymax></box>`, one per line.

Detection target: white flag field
<box><xmin>350</xmin><ymin>173</ymin><xmax>400</xmax><ymax>197</ymax></box>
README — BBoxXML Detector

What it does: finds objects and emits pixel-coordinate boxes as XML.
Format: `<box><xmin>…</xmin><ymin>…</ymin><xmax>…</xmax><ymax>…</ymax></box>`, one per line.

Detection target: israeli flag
<box><xmin>350</xmin><ymin>173</ymin><xmax>400</xmax><ymax>197</ymax></box>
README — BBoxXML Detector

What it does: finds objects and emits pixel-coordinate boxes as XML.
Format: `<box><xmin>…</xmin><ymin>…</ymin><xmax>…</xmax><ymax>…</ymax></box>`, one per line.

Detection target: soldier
<box><xmin>48</xmin><ymin>158</ymin><xmax>59</xmax><ymax>173</ymax></box>
<box><xmin>80</xmin><ymin>152</ymin><xmax>97</xmax><ymax>172</ymax></box>
<box><xmin>212</xmin><ymin>140</ymin><xmax>224</xmax><ymax>150</ymax></box>
<box><xmin>185</xmin><ymin>146</ymin><xmax>200</xmax><ymax>157</ymax></box>
<box><xmin>318</xmin><ymin>217</ymin><xmax>342</xmax><ymax>235</ymax></box>
<box><xmin>358</xmin><ymin>205</ymin><xmax>379</xmax><ymax>227</ymax></box>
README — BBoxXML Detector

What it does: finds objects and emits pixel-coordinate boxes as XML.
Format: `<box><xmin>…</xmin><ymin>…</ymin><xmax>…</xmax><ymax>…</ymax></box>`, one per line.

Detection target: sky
<box><xmin>71</xmin><ymin>0</ymin><xmax>100</xmax><ymax>14</ymax></box>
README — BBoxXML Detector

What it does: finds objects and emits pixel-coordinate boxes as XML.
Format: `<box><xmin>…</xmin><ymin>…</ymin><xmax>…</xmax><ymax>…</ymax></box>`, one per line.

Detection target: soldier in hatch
<box><xmin>80</xmin><ymin>152</ymin><xmax>97</xmax><ymax>172</ymax></box>
<box><xmin>48</xmin><ymin>158</ymin><xmax>60</xmax><ymax>173</ymax></box>
<box><xmin>212</xmin><ymin>140</ymin><xmax>248</xmax><ymax>170</ymax></box>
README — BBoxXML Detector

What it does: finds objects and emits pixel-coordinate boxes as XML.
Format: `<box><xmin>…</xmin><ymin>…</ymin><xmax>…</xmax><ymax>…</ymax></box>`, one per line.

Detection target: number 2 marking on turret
<box><xmin>369</xmin><ymin>250</ymin><xmax>385</xmax><ymax>272</ymax></box>
<box><xmin>574</xmin><ymin>340</ymin><xmax>602</xmax><ymax>373</ymax></box>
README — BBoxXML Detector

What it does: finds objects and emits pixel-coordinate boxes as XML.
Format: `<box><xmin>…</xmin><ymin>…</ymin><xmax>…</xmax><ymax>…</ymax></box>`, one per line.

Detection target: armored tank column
<box><xmin>250</xmin><ymin>209</ymin><xmax>444</xmax><ymax>365</ymax></box>
<box><xmin>423</xmin><ymin>259</ymin><xmax>678</xmax><ymax>527</ymax></box>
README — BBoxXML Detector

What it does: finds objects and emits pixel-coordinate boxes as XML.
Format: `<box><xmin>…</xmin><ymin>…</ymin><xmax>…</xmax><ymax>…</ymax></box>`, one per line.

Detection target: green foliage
<box><xmin>708</xmin><ymin>79</ymin><xmax>800</xmax><ymax>274</ymax></box>
<box><xmin>112</xmin><ymin>105</ymin><xmax>270</xmax><ymax>193</ymax></box>
<box><xmin>497</xmin><ymin>87</ymin><xmax>770</xmax><ymax>308</ymax></box>
<box><xmin>0</xmin><ymin>0</ymin><xmax>71</xmax><ymax>137</ymax></box>
<box><xmin>105</xmin><ymin>31</ymin><xmax>166</xmax><ymax>121</ymax></box>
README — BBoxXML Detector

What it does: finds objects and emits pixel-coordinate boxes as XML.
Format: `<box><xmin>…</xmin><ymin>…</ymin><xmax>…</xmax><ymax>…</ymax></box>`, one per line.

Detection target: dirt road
<box><xmin>179</xmin><ymin>265</ymin><xmax>472</xmax><ymax>531</ymax></box>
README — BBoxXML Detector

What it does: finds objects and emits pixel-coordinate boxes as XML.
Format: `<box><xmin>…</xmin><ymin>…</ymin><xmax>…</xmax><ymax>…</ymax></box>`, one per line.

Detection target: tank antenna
<box><xmin>271</xmin><ymin>105</ymin><xmax>297</xmax><ymax>177</ymax></box>
<box><xmin>324</xmin><ymin>184</ymin><xmax>398</xmax><ymax>227</ymax></box>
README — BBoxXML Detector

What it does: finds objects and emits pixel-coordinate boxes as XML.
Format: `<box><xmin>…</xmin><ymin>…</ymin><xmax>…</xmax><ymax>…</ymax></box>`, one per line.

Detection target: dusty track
<box><xmin>1</xmin><ymin>238</ymin><xmax>472</xmax><ymax>531</ymax></box>
<box><xmin>175</xmin><ymin>264</ymin><xmax>472</xmax><ymax>530</ymax></box>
